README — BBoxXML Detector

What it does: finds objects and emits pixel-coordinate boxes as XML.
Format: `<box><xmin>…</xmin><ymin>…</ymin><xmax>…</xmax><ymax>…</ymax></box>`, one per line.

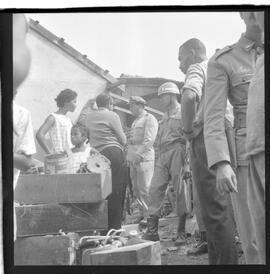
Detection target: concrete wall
<box><xmin>16</xmin><ymin>28</ymin><xmax>107</xmax><ymax>131</ymax></box>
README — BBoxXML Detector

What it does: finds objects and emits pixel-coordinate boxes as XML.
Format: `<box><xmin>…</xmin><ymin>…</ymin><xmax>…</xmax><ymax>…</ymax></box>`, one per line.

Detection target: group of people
<box><xmin>12</xmin><ymin>11</ymin><xmax>265</xmax><ymax>265</ymax></box>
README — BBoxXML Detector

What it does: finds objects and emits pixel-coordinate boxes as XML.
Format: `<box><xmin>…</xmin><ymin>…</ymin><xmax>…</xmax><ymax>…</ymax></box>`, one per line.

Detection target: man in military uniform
<box><xmin>179</xmin><ymin>38</ymin><xmax>237</xmax><ymax>263</ymax></box>
<box><xmin>204</xmin><ymin>12</ymin><xmax>262</xmax><ymax>264</ymax></box>
<box><xmin>142</xmin><ymin>82</ymin><xmax>188</xmax><ymax>245</ymax></box>
<box><xmin>127</xmin><ymin>96</ymin><xmax>158</xmax><ymax>223</ymax></box>
<box><xmin>246</xmin><ymin>11</ymin><xmax>265</xmax><ymax>264</ymax></box>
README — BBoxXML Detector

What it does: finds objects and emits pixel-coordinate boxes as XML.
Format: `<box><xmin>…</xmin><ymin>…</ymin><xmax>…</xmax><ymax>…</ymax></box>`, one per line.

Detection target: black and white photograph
<box><xmin>0</xmin><ymin>5</ymin><xmax>268</xmax><ymax>268</ymax></box>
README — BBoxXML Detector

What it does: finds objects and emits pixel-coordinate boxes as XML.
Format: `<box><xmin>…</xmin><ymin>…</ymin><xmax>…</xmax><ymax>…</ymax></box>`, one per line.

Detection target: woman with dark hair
<box><xmin>36</xmin><ymin>89</ymin><xmax>77</xmax><ymax>154</ymax></box>
<box><xmin>84</xmin><ymin>92</ymin><xmax>127</xmax><ymax>230</ymax></box>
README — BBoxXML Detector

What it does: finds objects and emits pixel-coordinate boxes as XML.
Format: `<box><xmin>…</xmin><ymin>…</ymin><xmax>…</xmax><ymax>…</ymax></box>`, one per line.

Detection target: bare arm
<box><xmin>36</xmin><ymin>115</ymin><xmax>55</xmax><ymax>154</ymax></box>
<box><xmin>14</xmin><ymin>153</ymin><xmax>35</xmax><ymax>171</ymax></box>
<box><xmin>181</xmin><ymin>89</ymin><xmax>197</xmax><ymax>133</ymax></box>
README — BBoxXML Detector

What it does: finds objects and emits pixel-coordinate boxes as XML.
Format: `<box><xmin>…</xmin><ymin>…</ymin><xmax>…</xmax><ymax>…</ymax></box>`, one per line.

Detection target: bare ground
<box><xmin>124</xmin><ymin>208</ymin><xmax>245</xmax><ymax>265</ymax></box>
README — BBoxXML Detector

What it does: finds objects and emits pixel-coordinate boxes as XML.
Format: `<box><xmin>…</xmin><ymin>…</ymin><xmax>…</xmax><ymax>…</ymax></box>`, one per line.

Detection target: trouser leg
<box><xmin>101</xmin><ymin>146</ymin><xmax>127</xmax><ymax>230</ymax></box>
<box><xmin>192</xmin><ymin>177</ymin><xmax>206</xmax><ymax>233</ymax></box>
<box><xmin>190</xmin><ymin>132</ymin><xmax>238</xmax><ymax>264</ymax></box>
<box><xmin>168</xmin><ymin>146</ymin><xmax>187</xmax><ymax>235</ymax></box>
<box><xmin>132</xmin><ymin>161</ymin><xmax>154</xmax><ymax>217</ymax></box>
<box><xmin>148</xmin><ymin>158</ymin><xmax>169</xmax><ymax>217</ymax></box>
<box><xmin>230</xmin><ymin>165</ymin><xmax>259</xmax><ymax>264</ymax></box>
<box><xmin>247</xmin><ymin>152</ymin><xmax>265</xmax><ymax>264</ymax></box>
<box><xmin>148</xmin><ymin>146</ymin><xmax>185</xmax><ymax>217</ymax></box>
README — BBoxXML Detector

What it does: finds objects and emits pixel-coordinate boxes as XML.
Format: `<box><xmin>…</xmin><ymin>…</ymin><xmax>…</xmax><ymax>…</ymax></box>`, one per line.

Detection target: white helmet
<box><xmin>158</xmin><ymin>82</ymin><xmax>180</xmax><ymax>96</ymax></box>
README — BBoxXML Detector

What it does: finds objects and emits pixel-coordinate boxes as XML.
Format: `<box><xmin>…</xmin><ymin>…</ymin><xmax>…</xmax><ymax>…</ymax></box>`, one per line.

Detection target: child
<box><xmin>67</xmin><ymin>124</ymin><xmax>92</xmax><ymax>173</ymax></box>
<box><xmin>36</xmin><ymin>89</ymin><xmax>77</xmax><ymax>155</ymax></box>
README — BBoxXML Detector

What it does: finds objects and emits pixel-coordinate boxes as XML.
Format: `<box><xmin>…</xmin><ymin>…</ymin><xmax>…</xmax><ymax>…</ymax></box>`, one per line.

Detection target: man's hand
<box><xmin>216</xmin><ymin>162</ymin><xmax>238</xmax><ymax>195</ymax></box>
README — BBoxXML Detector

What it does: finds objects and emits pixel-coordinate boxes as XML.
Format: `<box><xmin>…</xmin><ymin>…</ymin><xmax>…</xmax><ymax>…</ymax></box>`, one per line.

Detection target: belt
<box><xmin>158</xmin><ymin>138</ymin><xmax>186</xmax><ymax>154</ymax></box>
<box><xmin>233</xmin><ymin>106</ymin><xmax>247</xmax><ymax>129</ymax></box>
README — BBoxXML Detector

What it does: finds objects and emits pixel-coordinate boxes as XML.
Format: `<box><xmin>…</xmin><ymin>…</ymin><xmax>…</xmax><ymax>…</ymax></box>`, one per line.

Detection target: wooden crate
<box><xmin>14</xmin><ymin>234</ymin><xmax>79</xmax><ymax>265</ymax></box>
<box><xmin>15</xmin><ymin>201</ymin><xmax>108</xmax><ymax>237</ymax></box>
<box><xmin>14</xmin><ymin>171</ymin><xmax>111</xmax><ymax>204</ymax></box>
<box><xmin>82</xmin><ymin>241</ymin><xmax>161</xmax><ymax>265</ymax></box>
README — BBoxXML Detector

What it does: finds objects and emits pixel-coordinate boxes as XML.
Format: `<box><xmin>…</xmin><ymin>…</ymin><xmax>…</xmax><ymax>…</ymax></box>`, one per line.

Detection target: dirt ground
<box><xmin>124</xmin><ymin>207</ymin><xmax>245</xmax><ymax>265</ymax></box>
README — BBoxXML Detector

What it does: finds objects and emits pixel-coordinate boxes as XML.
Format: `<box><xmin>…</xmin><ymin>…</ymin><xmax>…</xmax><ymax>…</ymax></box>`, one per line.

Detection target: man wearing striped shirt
<box><xmin>179</xmin><ymin>38</ymin><xmax>237</xmax><ymax>264</ymax></box>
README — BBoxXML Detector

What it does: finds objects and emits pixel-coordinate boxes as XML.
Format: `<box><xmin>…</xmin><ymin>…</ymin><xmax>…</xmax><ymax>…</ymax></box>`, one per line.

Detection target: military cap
<box><xmin>129</xmin><ymin>96</ymin><xmax>147</xmax><ymax>106</ymax></box>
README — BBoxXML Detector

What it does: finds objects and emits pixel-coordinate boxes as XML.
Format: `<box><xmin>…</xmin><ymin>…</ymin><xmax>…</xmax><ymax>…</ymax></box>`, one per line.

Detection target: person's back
<box><xmin>86</xmin><ymin>108</ymin><xmax>126</xmax><ymax>152</ymax></box>
<box><xmin>84</xmin><ymin>92</ymin><xmax>127</xmax><ymax>230</ymax></box>
<box><xmin>49</xmin><ymin>113</ymin><xmax>73</xmax><ymax>154</ymax></box>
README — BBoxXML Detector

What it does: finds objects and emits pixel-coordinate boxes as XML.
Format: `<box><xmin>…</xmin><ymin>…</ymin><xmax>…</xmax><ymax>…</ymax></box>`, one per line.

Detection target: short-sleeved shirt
<box><xmin>182</xmin><ymin>60</ymin><xmax>234</xmax><ymax>139</ymax></box>
<box><xmin>129</xmin><ymin>110</ymin><xmax>158</xmax><ymax>161</ymax></box>
<box><xmin>246</xmin><ymin>53</ymin><xmax>265</xmax><ymax>156</ymax></box>
<box><xmin>85</xmin><ymin>108</ymin><xmax>126</xmax><ymax>152</ymax></box>
<box><xmin>13</xmin><ymin>102</ymin><xmax>36</xmax><ymax>188</ymax></box>
<box><xmin>181</xmin><ymin>60</ymin><xmax>207</xmax><ymax>137</ymax></box>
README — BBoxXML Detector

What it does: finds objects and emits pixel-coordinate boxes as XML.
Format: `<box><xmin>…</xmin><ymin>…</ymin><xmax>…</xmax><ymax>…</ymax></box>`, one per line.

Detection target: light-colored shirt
<box><xmin>246</xmin><ymin>53</ymin><xmax>265</xmax><ymax>156</ymax></box>
<box><xmin>129</xmin><ymin>110</ymin><xmax>158</xmax><ymax>161</ymax></box>
<box><xmin>67</xmin><ymin>146</ymin><xmax>91</xmax><ymax>173</ymax></box>
<box><xmin>13</xmin><ymin>102</ymin><xmax>36</xmax><ymax>189</ymax></box>
<box><xmin>204</xmin><ymin>34</ymin><xmax>259</xmax><ymax>168</ymax></box>
<box><xmin>48</xmin><ymin>113</ymin><xmax>73</xmax><ymax>154</ymax></box>
<box><xmin>182</xmin><ymin>60</ymin><xmax>207</xmax><ymax>137</ymax></box>
<box><xmin>85</xmin><ymin>108</ymin><xmax>127</xmax><ymax>152</ymax></box>
<box><xmin>182</xmin><ymin>60</ymin><xmax>234</xmax><ymax>138</ymax></box>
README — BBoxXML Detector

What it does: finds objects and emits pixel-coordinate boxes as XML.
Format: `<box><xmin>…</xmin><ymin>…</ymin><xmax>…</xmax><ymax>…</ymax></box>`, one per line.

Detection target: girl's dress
<box><xmin>68</xmin><ymin>146</ymin><xmax>91</xmax><ymax>173</ymax></box>
<box><xmin>48</xmin><ymin>113</ymin><xmax>73</xmax><ymax>153</ymax></box>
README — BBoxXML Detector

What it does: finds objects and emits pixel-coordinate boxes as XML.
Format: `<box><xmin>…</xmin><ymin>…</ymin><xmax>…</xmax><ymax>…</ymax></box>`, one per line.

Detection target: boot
<box><xmin>187</xmin><ymin>231</ymin><xmax>208</xmax><ymax>255</ymax></box>
<box><xmin>174</xmin><ymin>213</ymin><xmax>187</xmax><ymax>246</ymax></box>
<box><xmin>141</xmin><ymin>215</ymin><xmax>160</xmax><ymax>241</ymax></box>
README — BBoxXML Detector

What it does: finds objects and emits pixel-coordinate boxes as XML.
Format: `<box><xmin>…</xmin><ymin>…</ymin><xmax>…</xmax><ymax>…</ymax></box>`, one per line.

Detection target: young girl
<box><xmin>36</xmin><ymin>89</ymin><xmax>77</xmax><ymax>155</ymax></box>
<box><xmin>67</xmin><ymin>124</ymin><xmax>92</xmax><ymax>173</ymax></box>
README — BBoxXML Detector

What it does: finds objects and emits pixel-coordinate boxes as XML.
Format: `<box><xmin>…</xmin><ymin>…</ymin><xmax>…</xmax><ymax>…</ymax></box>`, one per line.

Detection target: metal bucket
<box><xmin>44</xmin><ymin>153</ymin><xmax>69</xmax><ymax>174</ymax></box>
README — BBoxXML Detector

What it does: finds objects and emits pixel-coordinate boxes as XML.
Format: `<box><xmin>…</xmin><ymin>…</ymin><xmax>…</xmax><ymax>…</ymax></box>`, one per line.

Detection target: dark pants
<box><xmin>100</xmin><ymin>146</ymin><xmax>127</xmax><ymax>230</ymax></box>
<box><xmin>190</xmin><ymin>132</ymin><xmax>238</xmax><ymax>264</ymax></box>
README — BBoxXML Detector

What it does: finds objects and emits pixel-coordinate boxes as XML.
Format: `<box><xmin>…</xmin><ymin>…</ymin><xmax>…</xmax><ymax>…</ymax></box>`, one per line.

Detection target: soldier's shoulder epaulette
<box><xmin>213</xmin><ymin>44</ymin><xmax>236</xmax><ymax>60</ymax></box>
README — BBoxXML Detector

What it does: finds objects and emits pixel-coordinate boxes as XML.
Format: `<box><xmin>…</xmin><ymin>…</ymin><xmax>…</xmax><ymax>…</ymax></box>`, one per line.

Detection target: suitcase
<box><xmin>81</xmin><ymin>241</ymin><xmax>161</xmax><ymax>265</ymax></box>
<box><xmin>14</xmin><ymin>233</ymin><xmax>80</xmax><ymax>265</ymax></box>
<box><xmin>15</xmin><ymin>201</ymin><xmax>108</xmax><ymax>237</ymax></box>
<box><xmin>15</xmin><ymin>171</ymin><xmax>112</xmax><ymax>204</ymax></box>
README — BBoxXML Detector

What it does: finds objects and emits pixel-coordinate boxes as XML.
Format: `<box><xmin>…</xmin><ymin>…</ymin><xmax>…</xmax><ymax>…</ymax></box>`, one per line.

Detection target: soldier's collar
<box><xmin>239</xmin><ymin>34</ymin><xmax>264</xmax><ymax>52</ymax></box>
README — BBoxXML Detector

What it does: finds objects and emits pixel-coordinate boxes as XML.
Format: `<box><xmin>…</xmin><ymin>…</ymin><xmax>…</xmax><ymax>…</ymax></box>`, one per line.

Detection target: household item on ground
<box><xmin>14</xmin><ymin>172</ymin><xmax>112</xmax><ymax>204</ymax></box>
<box><xmin>14</xmin><ymin>233</ymin><xmax>80</xmax><ymax>265</ymax></box>
<box><xmin>86</xmin><ymin>153</ymin><xmax>111</xmax><ymax>173</ymax></box>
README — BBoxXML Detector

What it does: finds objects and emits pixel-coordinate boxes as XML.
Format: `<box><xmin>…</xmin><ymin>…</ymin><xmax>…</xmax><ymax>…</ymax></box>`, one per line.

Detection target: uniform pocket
<box><xmin>231</xmin><ymin>73</ymin><xmax>253</xmax><ymax>87</ymax></box>
<box><xmin>235</xmin><ymin>127</ymin><xmax>248</xmax><ymax>166</ymax></box>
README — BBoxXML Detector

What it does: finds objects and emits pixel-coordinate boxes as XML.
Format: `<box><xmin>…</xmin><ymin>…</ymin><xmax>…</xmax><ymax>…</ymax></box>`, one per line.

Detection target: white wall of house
<box><xmin>15</xmin><ymin>28</ymin><xmax>109</xmax><ymax>161</ymax></box>
<box><xmin>15</xmin><ymin>28</ymin><xmax>107</xmax><ymax>131</ymax></box>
